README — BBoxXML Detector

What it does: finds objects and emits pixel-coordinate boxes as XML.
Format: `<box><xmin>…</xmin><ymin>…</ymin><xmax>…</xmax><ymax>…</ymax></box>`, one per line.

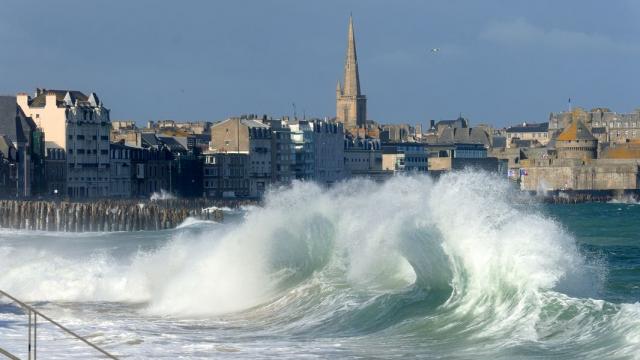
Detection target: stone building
<box><xmin>109</xmin><ymin>143</ymin><xmax>133</xmax><ymax>197</ymax></box>
<box><xmin>344</xmin><ymin>137</ymin><xmax>386</xmax><ymax>179</ymax></box>
<box><xmin>555</xmin><ymin>120</ymin><xmax>597</xmax><ymax>160</ymax></box>
<box><xmin>0</xmin><ymin>136</ymin><xmax>17</xmax><ymax>197</ymax></box>
<box><xmin>203</xmin><ymin>152</ymin><xmax>251</xmax><ymax>198</ymax></box>
<box><xmin>0</xmin><ymin>96</ymin><xmax>45</xmax><ymax>197</ymax></box>
<box><xmin>45</xmin><ymin>148</ymin><xmax>66</xmax><ymax>196</ymax></box>
<box><xmin>550</xmin><ymin>107</ymin><xmax>640</xmax><ymax>145</ymax></box>
<box><xmin>266</xmin><ymin>118</ymin><xmax>295</xmax><ymax>184</ymax></box>
<box><xmin>17</xmin><ymin>89</ymin><xmax>111</xmax><ymax>198</ymax></box>
<box><xmin>381</xmin><ymin>143</ymin><xmax>429</xmax><ymax>173</ymax></box>
<box><xmin>289</xmin><ymin>119</ymin><xmax>345</xmax><ymax>185</ymax></box>
<box><xmin>505</xmin><ymin>122</ymin><xmax>549</xmax><ymax>148</ymax></box>
<box><xmin>210</xmin><ymin>117</ymin><xmax>272</xmax><ymax>197</ymax></box>
<box><xmin>336</xmin><ymin>16</ymin><xmax>367</xmax><ymax>131</ymax></box>
<box><xmin>520</xmin><ymin>119</ymin><xmax>640</xmax><ymax>191</ymax></box>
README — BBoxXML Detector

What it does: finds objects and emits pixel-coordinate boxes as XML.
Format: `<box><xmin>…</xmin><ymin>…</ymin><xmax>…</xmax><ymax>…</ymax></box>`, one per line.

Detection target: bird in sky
<box><xmin>430</xmin><ymin>48</ymin><xmax>440</xmax><ymax>54</ymax></box>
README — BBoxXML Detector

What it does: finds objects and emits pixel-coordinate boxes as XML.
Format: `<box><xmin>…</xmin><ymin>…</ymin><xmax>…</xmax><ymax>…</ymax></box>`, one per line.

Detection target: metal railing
<box><xmin>0</xmin><ymin>289</ymin><xmax>119</xmax><ymax>359</ymax></box>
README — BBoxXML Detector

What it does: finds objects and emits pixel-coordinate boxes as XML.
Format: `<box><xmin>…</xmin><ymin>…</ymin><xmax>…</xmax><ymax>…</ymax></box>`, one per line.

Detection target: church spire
<box><xmin>343</xmin><ymin>15</ymin><xmax>361</xmax><ymax>96</ymax></box>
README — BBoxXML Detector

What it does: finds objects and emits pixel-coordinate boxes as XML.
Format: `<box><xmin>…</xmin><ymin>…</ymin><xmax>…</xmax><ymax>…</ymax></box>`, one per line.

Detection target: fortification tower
<box><xmin>555</xmin><ymin>119</ymin><xmax>598</xmax><ymax>160</ymax></box>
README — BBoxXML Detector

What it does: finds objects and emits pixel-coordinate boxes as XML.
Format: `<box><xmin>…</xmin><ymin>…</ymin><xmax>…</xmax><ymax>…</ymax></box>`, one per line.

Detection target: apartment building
<box><xmin>17</xmin><ymin>89</ymin><xmax>111</xmax><ymax>198</ymax></box>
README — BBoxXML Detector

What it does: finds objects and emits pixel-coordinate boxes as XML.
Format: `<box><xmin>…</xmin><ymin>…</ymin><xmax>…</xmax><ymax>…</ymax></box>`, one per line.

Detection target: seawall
<box><xmin>530</xmin><ymin>189</ymin><xmax>640</xmax><ymax>204</ymax></box>
<box><xmin>0</xmin><ymin>199</ymin><xmax>243</xmax><ymax>232</ymax></box>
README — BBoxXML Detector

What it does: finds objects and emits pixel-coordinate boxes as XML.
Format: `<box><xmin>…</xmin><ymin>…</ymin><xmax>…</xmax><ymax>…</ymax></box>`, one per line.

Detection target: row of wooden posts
<box><xmin>0</xmin><ymin>199</ymin><xmax>230</xmax><ymax>232</ymax></box>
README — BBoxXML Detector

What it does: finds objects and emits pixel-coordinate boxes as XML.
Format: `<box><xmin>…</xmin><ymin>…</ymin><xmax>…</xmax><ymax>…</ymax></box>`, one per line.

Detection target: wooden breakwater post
<box><xmin>0</xmin><ymin>199</ymin><xmax>228</xmax><ymax>232</ymax></box>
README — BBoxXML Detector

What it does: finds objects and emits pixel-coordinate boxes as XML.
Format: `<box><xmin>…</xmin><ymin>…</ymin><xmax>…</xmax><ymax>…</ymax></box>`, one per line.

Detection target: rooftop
<box><xmin>506</xmin><ymin>122</ymin><xmax>549</xmax><ymax>133</ymax></box>
<box><xmin>556</xmin><ymin>120</ymin><xmax>596</xmax><ymax>142</ymax></box>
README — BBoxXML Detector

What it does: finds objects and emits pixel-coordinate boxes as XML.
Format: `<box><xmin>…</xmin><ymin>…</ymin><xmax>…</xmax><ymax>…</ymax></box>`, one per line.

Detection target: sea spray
<box><xmin>1</xmin><ymin>172</ymin><xmax>639</xmax><ymax>359</ymax></box>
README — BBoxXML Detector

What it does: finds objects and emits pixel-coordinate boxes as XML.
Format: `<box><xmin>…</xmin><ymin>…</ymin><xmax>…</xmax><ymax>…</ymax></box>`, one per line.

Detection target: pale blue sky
<box><xmin>2</xmin><ymin>0</ymin><xmax>639</xmax><ymax>127</ymax></box>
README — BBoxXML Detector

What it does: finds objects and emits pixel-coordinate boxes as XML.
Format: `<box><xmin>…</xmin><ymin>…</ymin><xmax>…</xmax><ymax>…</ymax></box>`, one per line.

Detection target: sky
<box><xmin>1</xmin><ymin>0</ymin><xmax>640</xmax><ymax>127</ymax></box>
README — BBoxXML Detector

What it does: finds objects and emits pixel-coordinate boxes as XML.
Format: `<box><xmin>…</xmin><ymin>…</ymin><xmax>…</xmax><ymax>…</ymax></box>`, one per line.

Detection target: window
<box><xmin>101</xmin><ymin>136</ymin><xmax>109</xmax><ymax>141</ymax></box>
<box><xmin>101</xmin><ymin>150</ymin><xmax>108</xmax><ymax>155</ymax></box>
<box><xmin>77</xmin><ymin>149</ymin><xmax>85</xmax><ymax>154</ymax></box>
<box><xmin>77</xmin><ymin>135</ymin><xmax>85</xmax><ymax>140</ymax></box>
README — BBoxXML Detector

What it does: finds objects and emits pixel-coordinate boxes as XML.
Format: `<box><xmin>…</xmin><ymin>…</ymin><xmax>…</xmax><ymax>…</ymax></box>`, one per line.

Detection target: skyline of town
<box><xmin>2</xmin><ymin>1</ymin><xmax>640</xmax><ymax>126</ymax></box>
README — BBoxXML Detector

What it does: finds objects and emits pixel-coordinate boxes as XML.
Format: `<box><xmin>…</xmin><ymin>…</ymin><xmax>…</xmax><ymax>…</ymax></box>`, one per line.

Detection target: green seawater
<box><xmin>546</xmin><ymin>202</ymin><xmax>640</xmax><ymax>304</ymax></box>
<box><xmin>0</xmin><ymin>175</ymin><xmax>639</xmax><ymax>359</ymax></box>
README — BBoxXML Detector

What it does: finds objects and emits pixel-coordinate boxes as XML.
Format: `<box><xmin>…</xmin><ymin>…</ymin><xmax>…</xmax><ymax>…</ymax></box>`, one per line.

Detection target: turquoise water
<box><xmin>547</xmin><ymin>203</ymin><xmax>640</xmax><ymax>304</ymax></box>
<box><xmin>0</xmin><ymin>174</ymin><xmax>639</xmax><ymax>359</ymax></box>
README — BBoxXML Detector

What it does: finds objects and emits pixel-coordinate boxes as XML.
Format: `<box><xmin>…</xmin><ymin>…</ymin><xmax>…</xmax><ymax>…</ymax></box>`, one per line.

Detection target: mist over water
<box><xmin>1</xmin><ymin>172</ymin><xmax>639</xmax><ymax>359</ymax></box>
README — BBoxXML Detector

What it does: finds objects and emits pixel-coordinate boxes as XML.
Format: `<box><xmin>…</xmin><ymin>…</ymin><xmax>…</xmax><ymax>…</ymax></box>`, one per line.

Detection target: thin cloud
<box><xmin>480</xmin><ymin>18</ymin><xmax>638</xmax><ymax>54</ymax></box>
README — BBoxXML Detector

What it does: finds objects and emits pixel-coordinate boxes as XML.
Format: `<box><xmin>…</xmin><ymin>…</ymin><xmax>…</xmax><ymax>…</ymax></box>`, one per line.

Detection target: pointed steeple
<box><xmin>336</xmin><ymin>80</ymin><xmax>342</xmax><ymax>95</ymax></box>
<box><xmin>343</xmin><ymin>15</ymin><xmax>361</xmax><ymax>96</ymax></box>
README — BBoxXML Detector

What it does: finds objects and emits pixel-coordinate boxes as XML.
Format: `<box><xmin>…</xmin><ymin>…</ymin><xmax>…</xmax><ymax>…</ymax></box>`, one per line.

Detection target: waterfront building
<box><xmin>109</xmin><ymin>143</ymin><xmax>133</xmax><ymax>198</ymax></box>
<box><xmin>17</xmin><ymin>89</ymin><xmax>111</xmax><ymax>198</ymax></box>
<box><xmin>344</xmin><ymin>137</ymin><xmax>387</xmax><ymax>179</ymax></box>
<box><xmin>0</xmin><ymin>136</ymin><xmax>17</xmax><ymax>197</ymax></box>
<box><xmin>289</xmin><ymin>121</ymin><xmax>315</xmax><ymax>181</ymax></box>
<box><xmin>171</xmin><ymin>154</ymin><xmax>203</xmax><ymax>197</ymax></box>
<box><xmin>336</xmin><ymin>16</ymin><xmax>367</xmax><ymax>131</ymax></box>
<box><xmin>131</xmin><ymin>146</ymin><xmax>173</xmax><ymax>197</ymax></box>
<box><xmin>203</xmin><ymin>152</ymin><xmax>251</xmax><ymax>198</ymax></box>
<box><xmin>45</xmin><ymin>148</ymin><xmax>66</xmax><ymax>196</ymax></box>
<box><xmin>290</xmin><ymin>119</ymin><xmax>345</xmax><ymax>185</ymax></box>
<box><xmin>266</xmin><ymin>118</ymin><xmax>295</xmax><ymax>184</ymax></box>
<box><xmin>0</xmin><ymin>96</ymin><xmax>46</xmax><ymax>197</ymax></box>
<box><xmin>520</xmin><ymin>120</ymin><xmax>640</xmax><ymax>191</ymax></box>
<box><xmin>555</xmin><ymin>120</ymin><xmax>597</xmax><ymax>160</ymax></box>
<box><xmin>210</xmin><ymin>117</ymin><xmax>272</xmax><ymax>197</ymax></box>
<box><xmin>381</xmin><ymin>143</ymin><xmax>429</xmax><ymax>173</ymax></box>
<box><xmin>427</xmin><ymin>143</ymin><xmax>499</xmax><ymax>173</ymax></box>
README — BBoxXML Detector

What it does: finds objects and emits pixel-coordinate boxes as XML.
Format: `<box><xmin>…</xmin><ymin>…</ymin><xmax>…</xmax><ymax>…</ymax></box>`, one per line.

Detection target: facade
<box><xmin>131</xmin><ymin>147</ymin><xmax>173</xmax><ymax>197</ymax></box>
<box><xmin>555</xmin><ymin>120</ymin><xmax>598</xmax><ymax>161</ymax></box>
<box><xmin>17</xmin><ymin>89</ymin><xmax>111</xmax><ymax>198</ymax></box>
<box><xmin>268</xmin><ymin>119</ymin><xmax>295</xmax><ymax>184</ymax></box>
<box><xmin>290</xmin><ymin>119</ymin><xmax>345</xmax><ymax>185</ymax></box>
<box><xmin>0</xmin><ymin>136</ymin><xmax>17</xmax><ymax>197</ymax></box>
<box><xmin>203</xmin><ymin>152</ymin><xmax>251</xmax><ymax>198</ymax></box>
<box><xmin>336</xmin><ymin>16</ymin><xmax>367</xmax><ymax>130</ymax></box>
<box><xmin>550</xmin><ymin>108</ymin><xmax>640</xmax><ymax>144</ymax></box>
<box><xmin>109</xmin><ymin>143</ymin><xmax>133</xmax><ymax>197</ymax></box>
<box><xmin>518</xmin><ymin>119</ymin><xmax>640</xmax><ymax>191</ymax></box>
<box><xmin>211</xmin><ymin>117</ymin><xmax>272</xmax><ymax>197</ymax></box>
<box><xmin>289</xmin><ymin>121</ymin><xmax>315</xmax><ymax>181</ymax></box>
<box><xmin>311</xmin><ymin>120</ymin><xmax>345</xmax><ymax>185</ymax></box>
<box><xmin>0</xmin><ymin>96</ymin><xmax>45</xmax><ymax>197</ymax></box>
<box><xmin>381</xmin><ymin>143</ymin><xmax>429</xmax><ymax>173</ymax></box>
<box><xmin>171</xmin><ymin>154</ymin><xmax>203</xmax><ymax>197</ymax></box>
<box><xmin>344</xmin><ymin>137</ymin><xmax>384</xmax><ymax>178</ymax></box>
<box><xmin>505</xmin><ymin>122</ymin><xmax>549</xmax><ymax>148</ymax></box>
<box><xmin>45</xmin><ymin>148</ymin><xmax>66</xmax><ymax>196</ymax></box>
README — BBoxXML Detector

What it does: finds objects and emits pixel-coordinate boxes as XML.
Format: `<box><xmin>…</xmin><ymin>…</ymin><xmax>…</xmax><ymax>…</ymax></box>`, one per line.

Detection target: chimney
<box><xmin>16</xmin><ymin>92</ymin><xmax>29</xmax><ymax>110</ymax></box>
<box><xmin>45</xmin><ymin>91</ymin><xmax>57</xmax><ymax>107</ymax></box>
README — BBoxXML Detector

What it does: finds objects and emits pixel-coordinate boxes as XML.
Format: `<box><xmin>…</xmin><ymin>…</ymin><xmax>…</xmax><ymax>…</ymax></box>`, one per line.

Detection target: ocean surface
<box><xmin>1</xmin><ymin>173</ymin><xmax>639</xmax><ymax>359</ymax></box>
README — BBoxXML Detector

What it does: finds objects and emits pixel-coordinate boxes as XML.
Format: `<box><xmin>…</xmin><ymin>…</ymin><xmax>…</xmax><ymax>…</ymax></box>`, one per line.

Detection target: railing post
<box><xmin>28</xmin><ymin>310</ymin><xmax>31</xmax><ymax>360</ymax></box>
<box><xmin>34</xmin><ymin>313</ymin><xmax>37</xmax><ymax>360</ymax></box>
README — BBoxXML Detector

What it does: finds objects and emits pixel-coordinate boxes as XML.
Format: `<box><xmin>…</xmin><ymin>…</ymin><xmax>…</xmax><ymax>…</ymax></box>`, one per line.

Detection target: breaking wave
<box><xmin>1</xmin><ymin>172</ymin><xmax>639</xmax><ymax>358</ymax></box>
